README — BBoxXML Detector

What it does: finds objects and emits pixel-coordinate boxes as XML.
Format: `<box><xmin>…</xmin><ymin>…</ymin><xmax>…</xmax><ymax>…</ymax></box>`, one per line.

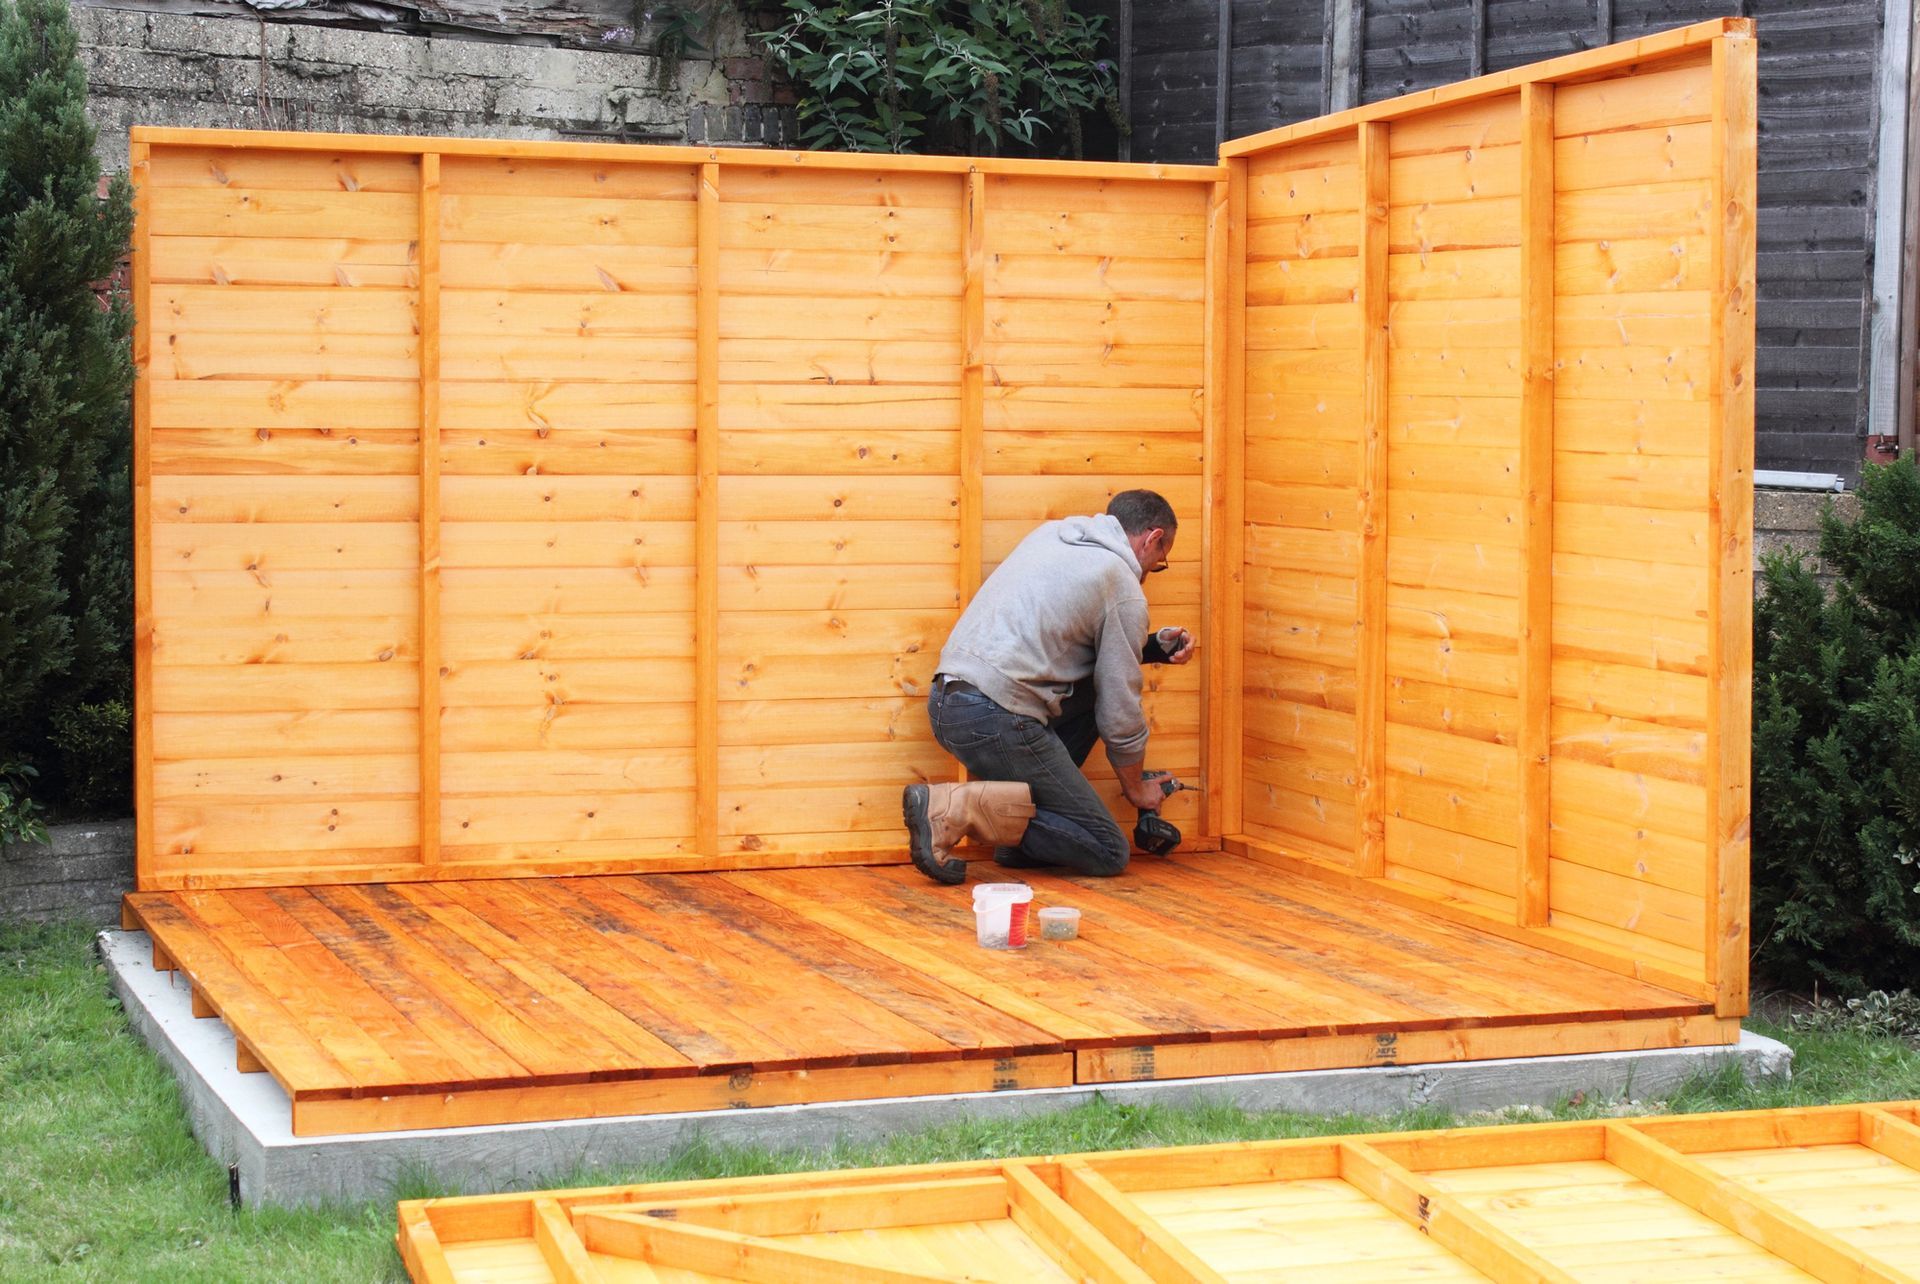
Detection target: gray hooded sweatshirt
<box><xmin>935</xmin><ymin>514</ymin><xmax>1151</xmax><ymax>767</ymax></box>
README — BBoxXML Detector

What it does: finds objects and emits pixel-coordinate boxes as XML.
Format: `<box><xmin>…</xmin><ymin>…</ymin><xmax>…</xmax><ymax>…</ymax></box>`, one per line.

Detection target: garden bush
<box><xmin>0</xmin><ymin>0</ymin><xmax>133</xmax><ymax>822</ymax></box>
<box><xmin>758</xmin><ymin>0</ymin><xmax>1121</xmax><ymax>156</ymax></box>
<box><xmin>1752</xmin><ymin>453</ymin><xmax>1920</xmax><ymax>993</ymax></box>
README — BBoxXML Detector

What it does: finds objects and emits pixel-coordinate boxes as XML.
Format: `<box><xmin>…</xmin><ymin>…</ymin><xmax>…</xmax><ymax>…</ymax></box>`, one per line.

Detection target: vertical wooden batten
<box><xmin>1353</xmin><ymin>121</ymin><xmax>1390</xmax><ymax>878</ymax></box>
<box><xmin>1516</xmin><ymin>85</ymin><xmax>1554</xmax><ymax>926</ymax></box>
<box><xmin>1707</xmin><ymin>33</ymin><xmax>1757</xmax><ymax>1018</ymax></box>
<box><xmin>1204</xmin><ymin>165</ymin><xmax>1246</xmax><ymax>841</ymax></box>
<box><xmin>417</xmin><ymin>152</ymin><xmax>443</xmax><ymax>869</ymax></box>
<box><xmin>696</xmin><ymin>161</ymin><xmax>721</xmax><ymax>857</ymax></box>
<box><xmin>130</xmin><ymin>141</ymin><xmax>154</xmax><ymax>891</ymax></box>
<box><xmin>960</xmin><ymin>169</ymin><xmax>986</xmax><ymax>606</ymax></box>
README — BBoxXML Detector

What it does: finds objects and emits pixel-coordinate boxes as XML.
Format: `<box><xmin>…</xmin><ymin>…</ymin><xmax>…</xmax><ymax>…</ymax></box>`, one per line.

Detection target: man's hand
<box><xmin>1155</xmin><ymin>626</ymin><xmax>1196</xmax><ymax>665</ymax></box>
<box><xmin>1115</xmin><ymin>761</ymin><xmax>1170</xmax><ymax>813</ymax></box>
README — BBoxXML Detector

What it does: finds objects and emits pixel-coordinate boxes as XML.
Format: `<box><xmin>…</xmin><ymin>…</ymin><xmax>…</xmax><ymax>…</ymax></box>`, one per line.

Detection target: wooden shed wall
<box><xmin>133</xmin><ymin>137</ymin><xmax>1220</xmax><ymax>890</ymax></box>
<box><xmin>1228</xmin><ymin>21</ymin><xmax>1754</xmax><ymax>1006</ymax></box>
<box><xmin>1124</xmin><ymin>0</ymin><xmax>1883</xmax><ymax>482</ymax></box>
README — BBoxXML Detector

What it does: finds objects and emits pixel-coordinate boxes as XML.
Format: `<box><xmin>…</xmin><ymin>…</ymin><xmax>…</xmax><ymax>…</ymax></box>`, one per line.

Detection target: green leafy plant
<box><xmin>0</xmin><ymin>761</ymin><xmax>50</xmax><ymax>847</ymax></box>
<box><xmin>49</xmin><ymin>699</ymin><xmax>129</xmax><ymax>816</ymax></box>
<box><xmin>0</xmin><ymin>0</ymin><xmax>133</xmax><ymax>820</ymax></box>
<box><xmin>757</xmin><ymin>0</ymin><xmax>1123</xmax><ymax>156</ymax></box>
<box><xmin>1786</xmin><ymin>990</ymin><xmax>1920</xmax><ymax>1044</ymax></box>
<box><xmin>1752</xmin><ymin>453</ymin><xmax>1920</xmax><ymax>993</ymax></box>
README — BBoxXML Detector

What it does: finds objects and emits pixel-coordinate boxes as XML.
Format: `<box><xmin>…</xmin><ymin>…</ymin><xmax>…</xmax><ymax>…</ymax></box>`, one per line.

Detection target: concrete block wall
<box><xmin>76</xmin><ymin>3</ymin><xmax>797</xmax><ymax>172</ymax></box>
<box><xmin>1</xmin><ymin>821</ymin><xmax>134</xmax><ymax>928</ymax></box>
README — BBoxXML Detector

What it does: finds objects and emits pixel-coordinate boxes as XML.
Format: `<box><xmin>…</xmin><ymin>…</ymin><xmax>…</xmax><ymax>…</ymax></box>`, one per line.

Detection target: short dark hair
<box><xmin>1107</xmin><ymin>489</ymin><xmax>1177</xmax><ymax>536</ymax></box>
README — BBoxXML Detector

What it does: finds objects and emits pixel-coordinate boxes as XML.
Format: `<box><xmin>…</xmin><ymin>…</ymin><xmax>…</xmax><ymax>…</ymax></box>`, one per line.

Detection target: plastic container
<box><xmin>1037</xmin><ymin>906</ymin><xmax>1081</xmax><ymax>941</ymax></box>
<box><xmin>972</xmin><ymin>882</ymin><xmax>1034</xmax><ymax>949</ymax></box>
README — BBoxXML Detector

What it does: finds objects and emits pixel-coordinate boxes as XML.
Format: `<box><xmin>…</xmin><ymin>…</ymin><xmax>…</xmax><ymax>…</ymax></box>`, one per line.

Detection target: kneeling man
<box><xmin>902</xmin><ymin>489</ymin><xmax>1194</xmax><ymax>884</ymax></box>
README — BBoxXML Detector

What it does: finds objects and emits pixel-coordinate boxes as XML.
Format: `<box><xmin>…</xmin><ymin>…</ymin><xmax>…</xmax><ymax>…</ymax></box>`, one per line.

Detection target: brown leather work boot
<box><xmin>902</xmin><ymin>780</ymin><xmax>1036</xmax><ymax>885</ymax></box>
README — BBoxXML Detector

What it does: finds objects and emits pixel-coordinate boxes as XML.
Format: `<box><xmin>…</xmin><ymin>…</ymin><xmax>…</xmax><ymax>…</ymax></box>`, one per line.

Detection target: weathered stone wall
<box><xmin>76</xmin><ymin>2</ymin><xmax>796</xmax><ymax>173</ymax></box>
<box><xmin>1</xmin><ymin>820</ymin><xmax>135</xmax><ymax>928</ymax></box>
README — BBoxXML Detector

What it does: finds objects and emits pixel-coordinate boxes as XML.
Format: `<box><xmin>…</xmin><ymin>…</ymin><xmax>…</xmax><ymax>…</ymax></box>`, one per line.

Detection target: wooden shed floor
<box><xmin>124</xmin><ymin>855</ymin><xmax>1727</xmax><ymax>1136</ymax></box>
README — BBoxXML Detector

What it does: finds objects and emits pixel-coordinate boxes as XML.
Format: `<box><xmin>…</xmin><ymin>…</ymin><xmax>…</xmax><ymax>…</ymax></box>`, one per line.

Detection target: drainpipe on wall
<box><xmin>1898</xmin><ymin>0</ymin><xmax>1920</xmax><ymax>460</ymax></box>
<box><xmin>1215</xmin><ymin>0</ymin><xmax>1232</xmax><ymax>148</ymax></box>
<box><xmin>1867</xmin><ymin>0</ymin><xmax>1917</xmax><ymax>464</ymax></box>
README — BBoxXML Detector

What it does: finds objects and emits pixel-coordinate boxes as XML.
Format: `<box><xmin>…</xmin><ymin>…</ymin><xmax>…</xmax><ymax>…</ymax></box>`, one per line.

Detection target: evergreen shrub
<box><xmin>1753</xmin><ymin>454</ymin><xmax>1920</xmax><ymax>992</ymax></box>
<box><xmin>0</xmin><ymin>0</ymin><xmax>133</xmax><ymax>822</ymax></box>
<box><xmin>757</xmin><ymin>0</ymin><xmax>1121</xmax><ymax>156</ymax></box>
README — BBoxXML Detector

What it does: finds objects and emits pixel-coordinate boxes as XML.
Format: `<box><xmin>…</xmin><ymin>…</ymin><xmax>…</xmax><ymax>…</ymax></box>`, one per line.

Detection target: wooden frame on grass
<box><xmin>398</xmin><ymin>1100</ymin><xmax>1920</xmax><ymax>1282</ymax></box>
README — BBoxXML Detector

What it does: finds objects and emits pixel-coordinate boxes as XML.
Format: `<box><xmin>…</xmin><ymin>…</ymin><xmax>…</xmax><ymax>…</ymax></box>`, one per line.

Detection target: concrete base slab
<box><xmin>101</xmin><ymin>929</ymin><xmax>1794</xmax><ymax>1209</ymax></box>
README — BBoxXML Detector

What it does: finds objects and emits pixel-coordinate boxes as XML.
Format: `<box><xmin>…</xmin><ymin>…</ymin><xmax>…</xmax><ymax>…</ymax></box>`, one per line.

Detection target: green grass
<box><xmin>3</xmin><ymin>919</ymin><xmax>1917</xmax><ymax>1282</ymax></box>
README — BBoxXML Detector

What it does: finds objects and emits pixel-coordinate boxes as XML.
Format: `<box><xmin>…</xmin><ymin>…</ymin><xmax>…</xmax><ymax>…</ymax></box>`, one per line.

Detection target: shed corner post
<box><xmin>1354</xmin><ymin>120</ymin><xmax>1391</xmax><ymax>878</ymax></box>
<box><xmin>131</xmin><ymin>138</ymin><xmax>154</xmax><ymax>892</ymax></box>
<box><xmin>1709</xmin><ymin>31</ymin><xmax>1758</xmax><ymax>1018</ymax></box>
<box><xmin>696</xmin><ymin>161</ymin><xmax>722</xmax><ymax>858</ymax></box>
<box><xmin>1203</xmin><ymin>158</ymin><xmax>1247</xmax><ymax>840</ymax></box>
<box><xmin>1516</xmin><ymin>83</ymin><xmax>1555</xmax><ymax>928</ymax></box>
<box><xmin>418</xmin><ymin>151</ymin><xmax>443</xmax><ymax>870</ymax></box>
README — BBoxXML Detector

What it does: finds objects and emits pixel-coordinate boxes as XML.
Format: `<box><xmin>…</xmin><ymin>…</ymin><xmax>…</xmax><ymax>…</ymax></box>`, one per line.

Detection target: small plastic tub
<box><xmin>972</xmin><ymin>882</ymin><xmax>1034</xmax><ymax>949</ymax></box>
<box><xmin>1037</xmin><ymin>906</ymin><xmax>1081</xmax><ymax>941</ymax></box>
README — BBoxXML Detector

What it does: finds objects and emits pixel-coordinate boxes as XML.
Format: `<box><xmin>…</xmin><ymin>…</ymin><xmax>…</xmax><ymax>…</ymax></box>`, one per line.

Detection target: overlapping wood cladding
<box><xmin>981</xmin><ymin>171</ymin><xmax>1209</xmax><ymax>828</ymax></box>
<box><xmin>144</xmin><ymin>146</ymin><xmax>428</xmax><ymax>886</ymax></box>
<box><xmin>1227</xmin><ymin>20</ymin><xmax>1753</xmax><ymax>1005</ymax></box>
<box><xmin>133</xmin><ymin>133</ymin><xmax>1223</xmax><ymax>889</ymax></box>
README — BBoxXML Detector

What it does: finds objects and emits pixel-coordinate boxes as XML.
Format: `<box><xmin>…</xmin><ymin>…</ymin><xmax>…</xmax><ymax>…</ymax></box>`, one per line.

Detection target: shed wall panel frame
<box><xmin>397</xmin><ymin>1100</ymin><xmax>1920</xmax><ymax>1283</ymax></box>
<box><xmin>135</xmin><ymin>142</ymin><xmax>1223</xmax><ymax>890</ymax></box>
<box><xmin>1225</xmin><ymin>17</ymin><xmax>1753</xmax><ymax>1011</ymax></box>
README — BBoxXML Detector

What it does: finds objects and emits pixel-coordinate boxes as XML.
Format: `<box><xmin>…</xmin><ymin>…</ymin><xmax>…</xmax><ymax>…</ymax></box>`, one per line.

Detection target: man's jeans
<box><xmin>926</xmin><ymin>678</ymin><xmax>1130</xmax><ymax>876</ymax></box>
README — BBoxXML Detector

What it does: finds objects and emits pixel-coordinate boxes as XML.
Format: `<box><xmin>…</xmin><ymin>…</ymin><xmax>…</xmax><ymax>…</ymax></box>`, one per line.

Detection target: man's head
<box><xmin>1107</xmin><ymin>489</ymin><xmax>1177</xmax><ymax>582</ymax></box>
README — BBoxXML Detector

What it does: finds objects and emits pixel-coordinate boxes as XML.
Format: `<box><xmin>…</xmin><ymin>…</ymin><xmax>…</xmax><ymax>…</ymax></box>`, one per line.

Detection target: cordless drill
<box><xmin>1133</xmin><ymin>770</ymin><xmax>1193</xmax><ymax>857</ymax></box>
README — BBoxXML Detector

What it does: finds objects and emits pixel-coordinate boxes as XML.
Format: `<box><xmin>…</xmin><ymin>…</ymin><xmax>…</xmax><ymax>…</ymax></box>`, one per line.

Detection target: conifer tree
<box><xmin>0</xmin><ymin>0</ymin><xmax>133</xmax><ymax>814</ymax></box>
<box><xmin>1753</xmin><ymin>455</ymin><xmax>1920</xmax><ymax>992</ymax></box>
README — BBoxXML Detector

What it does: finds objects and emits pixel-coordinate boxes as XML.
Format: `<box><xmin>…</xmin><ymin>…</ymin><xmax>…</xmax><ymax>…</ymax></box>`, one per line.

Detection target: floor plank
<box><xmin>127</xmin><ymin>853</ymin><xmax>1714</xmax><ymax>1132</ymax></box>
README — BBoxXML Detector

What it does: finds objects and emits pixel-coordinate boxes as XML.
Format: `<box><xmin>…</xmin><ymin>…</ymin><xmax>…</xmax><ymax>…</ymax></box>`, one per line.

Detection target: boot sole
<box><xmin>902</xmin><ymin>785</ymin><xmax>966</xmax><ymax>886</ymax></box>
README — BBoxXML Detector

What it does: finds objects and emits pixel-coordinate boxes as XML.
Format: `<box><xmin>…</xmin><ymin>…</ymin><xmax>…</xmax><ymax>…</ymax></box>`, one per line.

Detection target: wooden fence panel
<box><xmin>1239</xmin><ymin>132</ymin><xmax>1365</xmax><ymax>864</ymax></box>
<box><xmin>1547</xmin><ymin>55</ymin><xmax>1718</xmax><ymax>977</ymax></box>
<box><xmin>434</xmin><ymin>155</ymin><xmax>702</xmax><ymax>871</ymax></box>
<box><xmin>145</xmin><ymin>147</ymin><xmax>427</xmax><ymax>885</ymax></box>
<box><xmin>983</xmin><ymin>172</ymin><xmax>1210</xmax><ymax>830</ymax></box>
<box><xmin>1224</xmin><ymin>20</ymin><xmax>1753</xmax><ymax>1003</ymax></box>
<box><xmin>715</xmin><ymin>165</ymin><xmax>966</xmax><ymax>856</ymax></box>
<box><xmin>134</xmin><ymin>137</ymin><xmax>1222</xmax><ymax>888</ymax></box>
<box><xmin>1381</xmin><ymin>95</ymin><xmax>1526</xmax><ymax>918</ymax></box>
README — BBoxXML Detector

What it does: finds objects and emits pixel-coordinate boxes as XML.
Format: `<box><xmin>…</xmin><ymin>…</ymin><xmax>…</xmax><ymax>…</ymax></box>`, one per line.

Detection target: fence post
<box><xmin>418</xmin><ymin>151</ymin><xmax>442</xmax><ymax>870</ymax></box>
<box><xmin>1708</xmin><ymin>32</ymin><xmax>1757</xmax><ymax>1017</ymax></box>
<box><xmin>1517</xmin><ymin>86</ymin><xmax>1554</xmax><ymax>926</ymax></box>
<box><xmin>131</xmin><ymin>140</ymin><xmax>154</xmax><ymax>890</ymax></box>
<box><xmin>1354</xmin><ymin>121</ymin><xmax>1390</xmax><ymax>877</ymax></box>
<box><xmin>1204</xmin><ymin>165</ymin><xmax>1247</xmax><ymax>840</ymax></box>
<box><xmin>696</xmin><ymin>161</ymin><xmax>721</xmax><ymax>857</ymax></box>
